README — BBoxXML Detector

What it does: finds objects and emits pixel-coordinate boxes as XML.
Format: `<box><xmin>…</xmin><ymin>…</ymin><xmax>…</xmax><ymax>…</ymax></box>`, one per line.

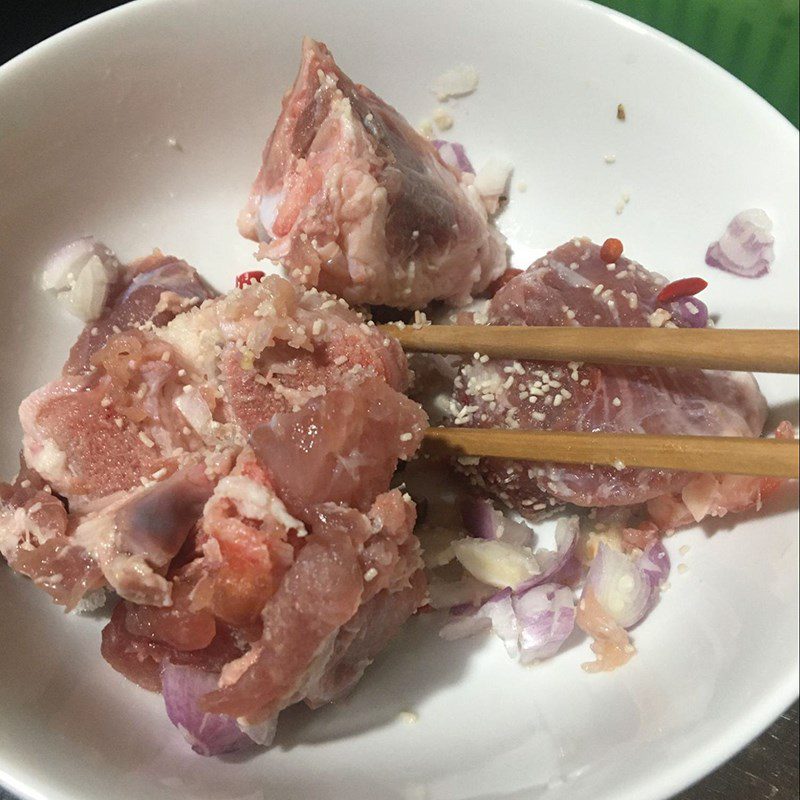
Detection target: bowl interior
<box><xmin>0</xmin><ymin>2</ymin><xmax>797</xmax><ymax>800</ymax></box>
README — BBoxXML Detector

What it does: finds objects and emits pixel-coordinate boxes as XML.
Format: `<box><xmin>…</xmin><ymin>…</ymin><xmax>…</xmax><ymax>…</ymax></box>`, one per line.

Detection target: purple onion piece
<box><xmin>440</xmin><ymin>583</ymin><xmax>575</xmax><ymax>663</ymax></box>
<box><xmin>41</xmin><ymin>237</ymin><xmax>116</xmax><ymax>292</ymax></box>
<box><xmin>480</xmin><ymin>588</ymin><xmax>519</xmax><ymax>657</ymax></box>
<box><xmin>637</xmin><ymin>540</ymin><xmax>670</xmax><ymax>588</ymax></box>
<box><xmin>586</xmin><ymin>543</ymin><xmax>653</xmax><ymax>629</ymax></box>
<box><xmin>432</xmin><ymin>140</ymin><xmax>474</xmax><ymax>173</ymax></box>
<box><xmin>512</xmin><ymin>583</ymin><xmax>576</xmax><ymax>663</ymax></box>
<box><xmin>705</xmin><ymin>209</ymin><xmax>774</xmax><ymax>278</ymax></box>
<box><xmin>161</xmin><ymin>663</ymin><xmax>254</xmax><ymax>757</ymax></box>
<box><xmin>518</xmin><ymin>516</ymin><xmax>579</xmax><ymax>591</ymax></box>
<box><xmin>460</xmin><ymin>496</ymin><xmax>502</xmax><ymax>540</ymax></box>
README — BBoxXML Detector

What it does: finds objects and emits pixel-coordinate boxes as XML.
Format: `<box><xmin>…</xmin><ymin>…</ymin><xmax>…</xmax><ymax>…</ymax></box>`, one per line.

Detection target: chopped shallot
<box><xmin>42</xmin><ymin>237</ymin><xmax>119</xmax><ymax>321</ymax></box>
<box><xmin>473</xmin><ymin>158</ymin><xmax>512</xmax><ymax>212</ymax></box>
<box><xmin>584</xmin><ymin>541</ymin><xmax>669</xmax><ymax>630</ymax></box>
<box><xmin>432</xmin><ymin>140</ymin><xmax>474</xmax><ymax>173</ymax></box>
<box><xmin>520</xmin><ymin>516</ymin><xmax>580</xmax><ymax>590</ymax></box>
<box><xmin>705</xmin><ymin>209</ymin><xmax>774</xmax><ymax>278</ymax></box>
<box><xmin>161</xmin><ymin>664</ymin><xmax>254</xmax><ymax>757</ymax></box>
<box><xmin>451</xmin><ymin>538</ymin><xmax>540</xmax><ymax>589</ymax></box>
<box><xmin>440</xmin><ymin>583</ymin><xmax>576</xmax><ymax>663</ymax></box>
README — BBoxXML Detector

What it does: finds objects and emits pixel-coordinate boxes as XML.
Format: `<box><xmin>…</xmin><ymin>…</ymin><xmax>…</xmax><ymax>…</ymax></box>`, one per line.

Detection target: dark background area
<box><xmin>0</xmin><ymin>2</ymin><xmax>797</xmax><ymax>800</ymax></box>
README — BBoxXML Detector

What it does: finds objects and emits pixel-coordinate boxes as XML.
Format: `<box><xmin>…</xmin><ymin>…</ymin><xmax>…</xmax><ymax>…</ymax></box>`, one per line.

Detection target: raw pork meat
<box><xmin>2</xmin><ymin>248</ymin><xmax>429</xmax><ymax>747</ymax></box>
<box><xmin>450</xmin><ymin>238</ymin><xmax>769</xmax><ymax>515</ymax></box>
<box><xmin>239</xmin><ymin>38</ymin><xmax>507</xmax><ymax>308</ymax></box>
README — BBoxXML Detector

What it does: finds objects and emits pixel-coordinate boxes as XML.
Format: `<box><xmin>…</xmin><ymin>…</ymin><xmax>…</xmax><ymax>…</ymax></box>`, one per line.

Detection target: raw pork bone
<box><xmin>2</xmin><ymin>252</ymin><xmax>215</xmax><ymax>608</ymax></box>
<box><xmin>2</xmin><ymin>254</ymin><xmax>429</xmax><ymax>736</ymax></box>
<box><xmin>239</xmin><ymin>37</ymin><xmax>507</xmax><ymax>309</ymax></box>
<box><xmin>3</xmin><ymin>252</ymin><xmax>422</xmax><ymax>608</ymax></box>
<box><xmin>451</xmin><ymin>238</ymin><xmax>768</xmax><ymax>516</ymax></box>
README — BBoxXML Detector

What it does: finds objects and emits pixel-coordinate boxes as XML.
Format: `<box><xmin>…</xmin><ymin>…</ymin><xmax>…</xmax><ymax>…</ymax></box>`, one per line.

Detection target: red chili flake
<box><xmin>656</xmin><ymin>277</ymin><xmax>708</xmax><ymax>303</ymax></box>
<box><xmin>235</xmin><ymin>270</ymin><xmax>265</xmax><ymax>289</ymax></box>
<box><xmin>599</xmin><ymin>238</ymin><xmax>624</xmax><ymax>264</ymax></box>
<box><xmin>487</xmin><ymin>267</ymin><xmax>523</xmax><ymax>296</ymax></box>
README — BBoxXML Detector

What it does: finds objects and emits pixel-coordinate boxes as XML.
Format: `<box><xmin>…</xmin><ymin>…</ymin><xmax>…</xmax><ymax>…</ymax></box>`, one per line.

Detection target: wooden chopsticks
<box><xmin>382</xmin><ymin>326</ymin><xmax>800</xmax><ymax>374</ymax></box>
<box><xmin>382</xmin><ymin>323</ymin><xmax>799</xmax><ymax>477</ymax></box>
<box><xmin>423</xmin><ymin>428</ymin><xmax>799</xmax><ymax>479</ymax></box>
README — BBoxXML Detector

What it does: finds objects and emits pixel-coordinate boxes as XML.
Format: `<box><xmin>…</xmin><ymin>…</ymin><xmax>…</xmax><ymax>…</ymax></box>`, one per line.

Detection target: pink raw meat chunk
<box><xmin>202</xmin><ymin>489</ymin><xmax>424</xmax><ymax>724</ymax></box>
<box><xmin>251</xmin><ymin>377</ymin><xmax>427</xmax><ymax>518</ymax></box>
<box><xmin>239</xmin><ymin>38</ymin><xmax>507</xmax><ymax>309</ymax></box>
<box><xmin>450</xmin><ymin>238</ymin><xmax>768</xmax><ymax>514</ymax></box>
<box><xmin>2</xmin><ymin>255</ymin><xmax>428</xmax><ymax>750</ymax></box>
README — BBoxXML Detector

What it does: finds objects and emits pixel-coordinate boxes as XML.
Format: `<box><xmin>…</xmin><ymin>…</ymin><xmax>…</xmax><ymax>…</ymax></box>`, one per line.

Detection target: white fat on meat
<box><xmin>213</xmin><ymin>475</ymin><xmax>307</xmax><ymax>535</ymax></box>
<box><xmin>22</xmin><ymin>437</ymin><xmax>67</xmax><ymax>487</ymax></box>
<box><xmin>452</xmin><ymin>238</ymin><xmax>769</xmax><ymax>514</ymax></box>
<box><xmin>238</xmin><ymin>38</ymin><xmax>507</xmax><ymax>308</ymax></box>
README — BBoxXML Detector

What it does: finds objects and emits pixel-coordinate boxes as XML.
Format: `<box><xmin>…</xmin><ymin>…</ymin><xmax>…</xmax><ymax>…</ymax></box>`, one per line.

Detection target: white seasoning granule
<box><xmin>20</xmin><ymin>479</ymin><xmax>31</xmax><ymax>489</ymax></box>
<box><xmin>678</xmin><ymin>563</ymin><xmax>689</xmax><ymax>574</ymax></box>
<box><xmin>138</xmin><ymin>432</ymin><xmax>155</xmax><ymax>448</ymax></box>
<box><xmin>398</xmin><ymin>711</ymin><xmax>418</xmax><ymax>724</ymax></box>
<box><xmin>432</xmin><ymin>107</ymin><xmax>454</xmax><ymax>131</ymax></box>
<box><xmin>553</xmin><ymin>394</ymin><xmax>563</xmax><ymax>407</ymax></box>
<box><xmin>90</xmin><ymin>327</ymin><xmax>99</xmax><ymax>336</ymax></box>
<box><xmin>648</xmin><ymin>308</ymin><xmax>672</xmax><ymax>328</ymax></box>
<box><xmin>177</xmin><ymin>369</ymin><xmax>186</xmax><ymax>377</ymax></box>
<box><xmin>100</xmin><ymin>396</ymin><xmax>112</xmax><ymax>408</ymax></box>
<box><xmin>399</xmin><ymin>432</ymin><xmax>414</xmax><ymax>442</ymax></box>
<box><xmin>612</xmin><ymin>397</ymin><xmax>622</xmax><ymax>407</ymax></box>
<box><xmin>363</xmin><ymin>567</ymin><xmax>379</xmax><ymax>582</ymax></box>
<box><xmin>604</xmin><ymin>154</ymin><xmax>616</xmax><ymax>164</ymax></box>
<box><xmin>531</xmin><ymin>411</ymin><xmax>546</xmax><ymax>422</ymax></box>
<box><xmin>161</xmin><ymin>351</ymin><xmax>171</xmax><ymax>362</ymax></box>
<box><xmin>312</xmin><ymin>318</ymin><xmax>325</xmax><ymax>336</ymax></box>
<box><xmin>28</xmin><ymin>502</ymin><xmax>42</xmax><ymax>515</ymax></box>
<box><xmin>592</xmin><ymin>284</ymin><xmax>605</xmax><ymax>297</ymax></box>
<box><xmin>114</xmin><ymin>417</ymin><xmax>124</xmax><ymax>429</ymax></box>
<box><xmin>151</xmin><ymin>468</ymin><xmax>167</xmax><ymax>480</ymax></box>
<box><xmin>679</xmin><ymin>544</ymin><xmax>690</xmax><ymax>556</ymax></box>
<box><xmin>685</xmin><ymin>302</ymin><xmax>699</xmax><ymax>315</ymax></box>
<box><xmin>333</xmin><ymin>355</ymin><xmax>348</xmax><ymax>366</ymax></box>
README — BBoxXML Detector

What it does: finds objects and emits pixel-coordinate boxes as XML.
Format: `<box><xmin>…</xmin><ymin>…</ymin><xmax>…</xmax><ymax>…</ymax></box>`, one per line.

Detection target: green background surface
<box><xmin>598</xmin><ymin>0</ymin><xmax>800</xmax><ymax>127</ymax></box>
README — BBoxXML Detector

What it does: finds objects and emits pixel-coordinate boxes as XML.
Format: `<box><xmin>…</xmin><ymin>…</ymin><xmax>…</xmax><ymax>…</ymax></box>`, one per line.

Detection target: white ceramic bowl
<box><xmin>0</xmin><ymin>2</ymin><xmax>797</xmax><ymax>799</ymax></box>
